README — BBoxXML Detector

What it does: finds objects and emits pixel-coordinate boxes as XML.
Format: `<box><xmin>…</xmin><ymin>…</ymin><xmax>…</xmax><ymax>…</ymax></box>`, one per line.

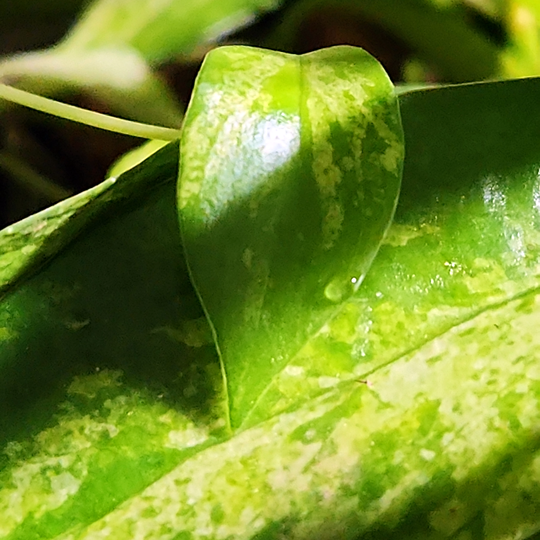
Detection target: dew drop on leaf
<box><xmin>324</xmin><ymin>279</ymin><xmax>354</xmax><ymax>303</ymax></box>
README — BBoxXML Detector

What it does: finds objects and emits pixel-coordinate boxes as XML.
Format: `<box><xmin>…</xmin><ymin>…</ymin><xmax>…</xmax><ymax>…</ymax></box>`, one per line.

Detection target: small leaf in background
<box><xmin>60</xmin><ymin>0</ymin><xmax>285</xmax><ymax>65</ymax></box>
<box><xmin>178</xmin><ymin>45</ymin><xmax>404</xmax><ymax>429</ymax></box>
<box><xmin>502</xmin><ymin>1</ymin><xmax>540</xmax><ymax>78</ymax></box>
<box><xmin>0</xmin><ymin>48</ymin><xmax>184</xmax><ymax>127</ymax></box>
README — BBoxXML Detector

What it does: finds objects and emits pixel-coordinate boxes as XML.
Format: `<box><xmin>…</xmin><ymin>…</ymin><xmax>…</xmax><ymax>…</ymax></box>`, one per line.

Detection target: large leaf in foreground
<box><xmin>3</xmin><ymin>77</ymin><xmax>540</xmax><ymax>539</ymax></box>
<box><xmin>178</xmin><ymin>45</ymin><xmax>404</xmax><ymax>429</ymax></box>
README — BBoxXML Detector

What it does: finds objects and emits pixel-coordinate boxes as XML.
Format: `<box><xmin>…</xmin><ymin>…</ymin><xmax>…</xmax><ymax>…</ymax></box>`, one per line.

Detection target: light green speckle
<box><xmin>166</xmin><ymin>425</ymin><xmax>209</xmax><ymax>450</ymax></box>
<box><xmin>67</xmin><ymin>369</ymin><xmax>122</xmax><ymax>398</ymax></box>
<box><xmin>154</xmin><ymin>317</ymin><xmax>213</xmax><ymax>348</ymax></box>
<box><xmin>379</xmin><ymin>143</ymin><xmax>403</xmax><ymax>173</ymax></box>
<box><xmin>317</xmin><ymin>376</ymin><xmax>340</xmax><ymax>389</ymax></box>
<box><xmin>382</xmin><ymin>222</ymin><xmax>440</xmax><ymax>247</ymax></box>
<box><xmin>242</xmin><ymin>247</ymin><xmax>253</xmax><ymax>270</ymax></box>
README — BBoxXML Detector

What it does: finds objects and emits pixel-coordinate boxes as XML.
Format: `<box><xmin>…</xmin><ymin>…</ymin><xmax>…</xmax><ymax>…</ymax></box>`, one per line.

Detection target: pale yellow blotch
<box><xmin>153</xmin><ymin>317</ymin><xmax>213</xmax><ymax>348</ymax></box>
<box><xmin>419</xmin><ymin>448</ymin><xmax>436</xmax><ymax>461</ymax></box>
<box><xmin>322</xmin><ymin>202</ymin><xmax>344</xmax><ymax>250</ymax></box>
<box><xmin>0</xmin><ymin>449</ymin><xmax>88</xmax><ymax>535</ymax></box>
<box><xmin>0</xmin><ymin>326</ymin><xmax>18</xmax><ymax>341</ymax></box>
<box><xmin>41</xmin><ymin>292</ymin><xmax>540</xmax><ymax>540</ymax></box>
<box><xmin>242</xmin><ymin>247</ymin><xmax>253</xmax><ymax>270</ymax></box>
<box><xmin>371</xmin><ymin>116</ymin><xmax>404</xmax><ymax>170</ymax></box>
<box><xmin>380</xmin><ymin>142</ymin><xmax>403</xmax><ymax>173</ymax></box>
<box><xmin>305</xmin><ymin>63</ymin><xmax>370</xmax><ymax>250</ymax></box>
<box><xmin>49</xmin><ymin>471</ymin><xmax>82</xmax><ymax>506</ymax></box>
<box><xmin>283</xmin><ymin>365</ymin><xmax>305</xmax><ymax>377</ymax></box>
<box><xmin>370</xmin><ymin>470</ymin><xmax>430</xmax><ymax>519</ymax></box>
<box><xmin>462</xmin><ymin>258</ymin><xmax>509</xmax><ymax>295</ymax></box>
<box><xmin>179</xmin><ymin>179</ymin><xmax>203</xmax><ymax>205</ymax></box>
<box><xmin>166</xmin><ymin>424</ymin><xmax>209</xmax><ymax>450</ymax></box>
<box><xmin>32</xmin><ymin>220</ymin><xmax>47</xmax><ymax>233</ymax></box>
<box><xmin>317</xmin><ymin>376</ymin><xmax>340</xmax><ymax>389</ymax></box>
<box><xmin>53</xmin><ymin>392</ymin><xmax>351</xmax><ymax>540</ymax></box>
<box><xmin>266</xmin><ymin>441</ymin><xmax>322</xmax><ymax>492</ymax></box>
<box><xmin>313</xmin><ymin>417</ymin><xmax>361</xmax><ymax>479</ymax></box>
<box><xmin>64</xmin><ymin>319</ymin><xmax>90</xmax><ymax>331</ymax></box>
<box><xmin>303</xmin><ymin>60</ymin><xmax>401</xmax><ymax>250</ymax></box>
<box><xmin>67</xmin><ymin>370</ymin><xmax>122</xmax><ymax>399</ymax></box>
<box><xmin>382</xmin><ymin>222</ymin><xmax>440</xmax><ymax>247</ymax></box>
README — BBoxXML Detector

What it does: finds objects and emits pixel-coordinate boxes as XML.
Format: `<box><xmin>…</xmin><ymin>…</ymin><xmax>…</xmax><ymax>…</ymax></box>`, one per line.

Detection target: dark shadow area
<box><xmin>398</xmin><ymin>78</ymin><xmax>540</xmax><ymax>218</ymax></box>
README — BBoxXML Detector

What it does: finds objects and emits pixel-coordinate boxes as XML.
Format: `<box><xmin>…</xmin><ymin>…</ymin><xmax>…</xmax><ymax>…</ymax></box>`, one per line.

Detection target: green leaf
<box><xmin>61</xmin><ymin>0</ymin><xmax>285</xmax><ymax>65</ymax></box>
<box><xmin>0</xmin><ymin>143</ymin><xmax>179</xmax><ymax>299</ymax></box>
<box><xmin>0</xmin><ymin>48</ymin><xmax>183</xmax><ymax>127</ymax></box>
<box><xmin>3</xmin><ymin>65</ymin><xmax>540</xmax><ymax>539</ymax></box>
<box><xmin>178</xmin><ymin>45</ymin><xmax>404</xmax><ymax>429</ymax></box>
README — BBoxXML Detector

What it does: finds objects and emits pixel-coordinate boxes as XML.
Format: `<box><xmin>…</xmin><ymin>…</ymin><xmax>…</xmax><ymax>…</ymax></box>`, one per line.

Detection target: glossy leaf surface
<box><xmin>178</xmin><ymin>45</ymin><xmax>404</xmax><ymax>428</ymax></box>
<box><xmin>2</xmin><ymin>67</ymin><xmax>540</xmax><ymax>540</ymax></box>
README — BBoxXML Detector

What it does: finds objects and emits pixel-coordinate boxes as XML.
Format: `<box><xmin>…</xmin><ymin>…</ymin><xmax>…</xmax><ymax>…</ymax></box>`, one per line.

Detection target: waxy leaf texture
<box><xmin>178</xmin><ymin>45</ymin><xmax>404</xmax><ymax>428</ymax></box>
<box><xmin>1</xmin><ymin>50</ymin><xmax>540</xmax><ymax>540</ymax></box>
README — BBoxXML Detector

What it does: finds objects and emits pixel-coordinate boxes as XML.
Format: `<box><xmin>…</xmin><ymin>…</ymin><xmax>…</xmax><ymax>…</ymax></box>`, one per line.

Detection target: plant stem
<box><xmin>0</xmin><ymin>83</ymin><xmax>182</xmax><ymax>140</ymax></box>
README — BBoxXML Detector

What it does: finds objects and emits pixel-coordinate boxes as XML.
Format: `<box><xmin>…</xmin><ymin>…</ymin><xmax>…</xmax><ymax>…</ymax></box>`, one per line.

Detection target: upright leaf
<box><xmin>178</xmin><ymin>45</ymin><xmax>404</xmax><ymax>428</ymax></box>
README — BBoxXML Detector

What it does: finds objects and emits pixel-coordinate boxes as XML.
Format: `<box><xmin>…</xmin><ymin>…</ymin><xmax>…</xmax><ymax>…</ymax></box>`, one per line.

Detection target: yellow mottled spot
<box><xmin>166</xmin><ymin>424</ymin><xmax>209</xmax><ymax>450</ymax></box>
<box><xmin>383</xmin><ymin>222</ymin><xmax>440</xmax><ymax>247</ymax></box>
<box><xmin>380</xmin><ymin>143</ymin><xmax>403</xmax><ymax>173</ymax></box>
<box><xmin>67</xmin><ymin>370</ymin><xmax>122</xmax><ymax>398</ymax></box>
<box><xmin>242</xmin><ymin>247</ymin><xmax>253</xmax><ymax>269</ymax></box>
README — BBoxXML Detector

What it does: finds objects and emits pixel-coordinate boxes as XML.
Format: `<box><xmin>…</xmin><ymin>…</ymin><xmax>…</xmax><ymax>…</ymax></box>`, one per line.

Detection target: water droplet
<box><xmin>324</xmin><ymin>279</ymin><xmax>352</xmax><ymax>303</ymax></box>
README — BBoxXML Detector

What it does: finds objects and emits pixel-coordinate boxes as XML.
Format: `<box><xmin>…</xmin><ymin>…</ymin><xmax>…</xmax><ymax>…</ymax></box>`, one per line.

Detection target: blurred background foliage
<box><xmin>1</xmin><ymin>0</ymin><xmax>540</xmax><ymax>228</ymax></box>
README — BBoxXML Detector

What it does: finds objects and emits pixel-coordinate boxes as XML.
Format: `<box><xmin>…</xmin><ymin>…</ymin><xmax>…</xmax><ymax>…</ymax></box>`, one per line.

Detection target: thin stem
<box><xmin>0</xmin><ymin>83</ymin><xmax>182</xmax><ymax>140</ymax></box>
